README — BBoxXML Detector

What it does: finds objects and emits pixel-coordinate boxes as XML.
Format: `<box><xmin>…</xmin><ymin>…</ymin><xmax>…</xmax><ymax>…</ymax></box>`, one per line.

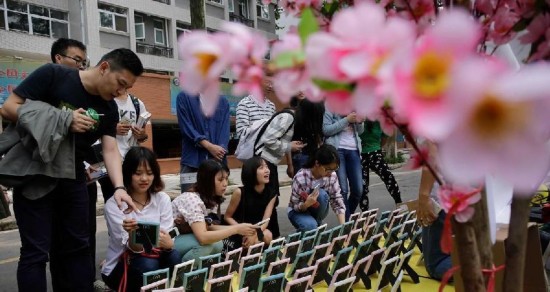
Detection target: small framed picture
<box><xmin>284</xmin><ymin>275</ymin><xmax>311</xmax><ymax>292</ymax></box>
<box><xmin>341</xmin><ymin>221</ymin><xmax>354</xmax><ymax>237</ymax></box>
<box><xmin>286</xmin><ymin>232</ymin><xmax>302</xmax><ymax>243</ymax></box>
<box><xmin>262</xmin><ymin>247</ymin><xmax>281</xmax><ymax>272</ymax></box>
<box><xmin>346</xmin><ymin>228</ymin><xmax>361</xmax><ymax>248</ymax></box>
<box><xmin>349</xmin><ymin>212</ymin><xmax>361</xmax><ymax>222</ymax></box>
<box><xmin>329</xmin><ymin>225</ymin><xmax>343</xmax><ymax>240</ymax></box>
<box><xmin>238</xmin><ymin>253</ymin><xmax>262</xmax><ymax>276</ymax></box>
<box><xmin>182</xmin><ymin>268</ymin><xmax>208</xmax><ymax>292</ymax></box>
<box><xmin>132</xmin><ymin>221</ymin><xmax>160</xmax><ymax>247</ymax></box>
<box><xmin>143</xmin><ymin>268</ymin><xmax>169</xmax><ymax>287</ymax></box>
<box><xmin>239</xmin><ymin>263</ymin><xmax>264</xmax><ymax>292</ymax></box>
<box><xmin>206</xmin><ymin>274</ymin><xmax>233</xmax><ymax>292</ymax></box>
<box><xmin>139</xmin><ymin>278</ymin><xmax>168</xmax><ymax>292</ymax></box>
<box><xmin>293</xmin><ymin>265</ymin><xmax>317</xmax><ymax>286</ymax></box>
<box><xmin>282</xmin><ymin>240</ymin><xmax>301</xmax><ymax>264</ymax></box>
<box><xmin>258</xmin><ymin>273</ymin><xmax>286</xmax><ymax>292</ymax></box>
<box><xmin>247</xmin><ymin>242</ymin><xmax>265</xmax><ymax>256</ymax></box>
<box><xmin>328</xmin><ymin>235</ymin><xmax>347</xmax><ymax>256</ymax></box>
<box><xmin>316</xmin><ymin>223</ymin><xmax>328</xmax><ymax>234</ymax></box>
<box><xmin>266</xmin><ymin>257</ymin><xmax>290</xmax><ymax>277</ymax></box>
<box><xmin>353</xmin><ymin>238</ymin><xmax>374</xmax><ymax>264</ymax></box>
<box><xmin>331</xmin><ymin>246</ymin><xmax>353</xmax><ymax>276</ymax></box>
<box><xmin>375</xmin><ymin>256</ymin><xmax>400</xmax><ymax>291</ymax></box>
<box><xmin>311</xmin><ymin>255</ymin><xmax>332</xmax><ymax>286</ymax></box>
<box><xmin>288</xmin><ymin>250</ymin><xmax>313</xmax><ymax>277</ymax></box>
<box><xmin>170</xmin><ymin>259</ymin><xmax>194</xmax><ymax>288</ymax></box>
<box><xmin>208</xmin><ymin>260</ymin><xmax>232</xmax><ymax>280</ymax></box>
<box><xmin>327</xmin><ymin>276</ymin><xmax>356</xmax><ymax>292</ymax></box>
<box><xmin>225</xmin><ymin>247</ymin><xmax>243</xmax><ymax>273</ymax></box>
<box><xmin>302</xmin><ymin>229</ymin><xmax>318</xmax><ymax>241</ymax></box>
<box><xmin>269</xmin><ymin>237</ymin><xmax>286</xmax><ymax>249</ymax></box>
<box><xmin>353</xmin><ymin>217</ymin><xmax>367</xmax><ymax>233</ymax></box>
<box><xmin>316</xmin><ymin>230</ymin><xmax>332</xmax><ymax>246</ymax></box>
<box><xmin>328</xmin><ymin>264</ymin><xmax>353</xmax><ymax>287</ymax></box>
<box><xmin>311</xmin><ymin>243</ymin><xmax>330</xmax><ymax>265</ymax></box>
<box><xmin>199</xmin><ymin>253</ymin><xmax>221</xmax><ymax>272</ymax></box>
<box><xmin>299</xmin><ymin>235</ymin><xmax>316</xmax><ymax>254</ymax></box>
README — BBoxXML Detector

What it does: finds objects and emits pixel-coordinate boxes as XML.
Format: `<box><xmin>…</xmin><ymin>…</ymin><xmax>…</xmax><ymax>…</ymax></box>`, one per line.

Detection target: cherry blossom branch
<box><xmin>381</xmin><ymin>107</ymin><xmax>444</xmax><ymax>186</ymax></box>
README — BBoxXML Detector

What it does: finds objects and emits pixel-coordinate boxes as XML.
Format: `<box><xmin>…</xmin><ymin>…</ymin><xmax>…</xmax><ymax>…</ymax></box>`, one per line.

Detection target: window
<box><xmin>238</xmin><ymin>0</ymin><xmax>249</xmax><ymax>18</ymax></box>
<box><xmin>98</xmin><ymin>3</ymin><xmax>127</xmax><ymax>32</ymax></box>
<box><xmin>207</xmin><ymin>0</ymin><xmax>223</xmax><ymax>4</ymax></box>
<box><xmin>0</xmin><ymin>1</ymin><xmax>68</xmax><ymax>38</ymax></box>
<box><xmin>153</xmin><ymin>19</ymin><xmax>165</xmax><ymax>45</ymax></box>
<box><xmin>228</xmin><ymin>0</ymin><xmax>234</xmax><ymax>12</ymax></box>
<box><xmin>134</xmin><ymin>15</ymin><xmax>144</xmax><ymax>40</ymax></box>
<box><xmin>176</xmin><ymin>22</ymin><xmax>190</xmax><ymax>40</ymax></box>
<box><xmin>256</xmin><ymin>0</ymin><xmax>269</xmax><ymax>19</ymax></box>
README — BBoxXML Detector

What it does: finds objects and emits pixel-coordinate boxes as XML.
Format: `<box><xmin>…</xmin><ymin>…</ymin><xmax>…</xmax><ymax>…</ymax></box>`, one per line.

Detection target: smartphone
<box><xmin>256</xmin><ymin>218</ymin><xmax>270</xmax><ymax>227</ymax></box>
<box><xmin>311</xmin><ymin>182</ymin><xmax>321</xmax><ymax>193</ymax></box>
<box><xmin>168</xmin><ymin>227</ymin><xmax>180</xmax><ymax>238</ymax></box>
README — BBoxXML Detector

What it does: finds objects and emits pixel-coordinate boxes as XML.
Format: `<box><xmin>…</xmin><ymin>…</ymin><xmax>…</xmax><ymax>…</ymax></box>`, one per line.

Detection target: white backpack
<box><xmin>235</xmin><ymin>110</ymin><xmax>294</xmax><ymax>162</ymax></box>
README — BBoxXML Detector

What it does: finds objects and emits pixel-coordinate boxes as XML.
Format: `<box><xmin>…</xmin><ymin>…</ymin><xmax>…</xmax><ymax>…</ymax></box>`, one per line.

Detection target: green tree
<box><xmin>190</xmin><ymin>0</ymin><xmax>206</xmax><ymax>29</ymax></box>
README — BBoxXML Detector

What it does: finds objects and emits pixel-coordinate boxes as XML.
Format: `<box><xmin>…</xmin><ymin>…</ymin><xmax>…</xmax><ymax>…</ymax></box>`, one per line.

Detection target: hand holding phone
<box><xmin>256</xmin><ymin>218</ymin><xmax>270</xmax><ymax>227</ymax></box>
<box><xmin>168</xmin><ymin>227</ymin><xmax>180</xmax><ymax>238</ymax></box>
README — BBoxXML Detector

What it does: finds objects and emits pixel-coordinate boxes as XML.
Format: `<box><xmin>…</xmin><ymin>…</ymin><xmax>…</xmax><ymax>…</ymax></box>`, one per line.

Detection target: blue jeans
<box><xmin>288</xmin><ymin>189</ymin><xmax>330</xmax><ymax>233</ymax></box>
<box><xmin>102</xmin><ymin>249</ymin><xmax>181</xmax><ymax>292</ymax></box>
<box><xmin>180</xmin><ymin>165</ymin><xmax>198</xmax><ymax>192</ymax></box>
<box><xmin>292</xmin><ymin>153</ymin><xmax>309</xmax><ymax>177</ymax></box>
<box><xmin>174</xmin><ymin>233</ymin><xmax>223</xmax><ymax>264</ymax></box>
<box><xmin>422</xmin><ymin>211</ymin><xmax>452</xmax><ymax>281</ymax></box>
<box><xmin>13</xmin><ymin>179</ymin><xmax>93</xmax><ymax>292</ymax></box>
<box><xmin>336</xmin><ymin>149</ymin><xmax>363</xmax><ymax>220</ymax></box>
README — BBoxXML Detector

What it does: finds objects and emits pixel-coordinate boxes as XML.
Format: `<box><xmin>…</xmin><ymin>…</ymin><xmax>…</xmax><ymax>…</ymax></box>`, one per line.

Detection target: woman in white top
<box><xmin>172</xmin><ymin>160</ymin><xmax>258</xmax><ymax>263</ymax></box>
<box><xmin>102</xmin><ymin>147</ymin><xmax>180</xmax><ymax>292</ymax></box>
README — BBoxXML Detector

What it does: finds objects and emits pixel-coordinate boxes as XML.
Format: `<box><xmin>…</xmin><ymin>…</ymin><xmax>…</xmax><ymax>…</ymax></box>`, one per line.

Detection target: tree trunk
<box><xmin>453</xmin><ymin>219</ymin><xmax>486</xmax><ymax>292</ymax></box>
<box><xmin>382</xmin><ymin>130</ymin><xmax>397</xmax><ymax>159</ymax></box>
<box><xmin>190</xmin><ymin>0</ymin><xmax>206</xmax><ymax>30</ymax></box>
<box><xmin>503</xmin><ymin>195</ymin><xmax>531</xmax><ymax>292</ymax></box>
<box><xmin>473</xmin><ymin>190</ymin><xmax>494</xmax><ymax>287</ymax></box>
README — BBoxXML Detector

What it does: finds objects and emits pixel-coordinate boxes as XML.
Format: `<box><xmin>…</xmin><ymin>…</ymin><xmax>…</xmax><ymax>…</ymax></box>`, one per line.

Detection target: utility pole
<box><xmin>190</xmin><ymin>0</ymin><xmax>206</xmax><ymax>29</ymax></box>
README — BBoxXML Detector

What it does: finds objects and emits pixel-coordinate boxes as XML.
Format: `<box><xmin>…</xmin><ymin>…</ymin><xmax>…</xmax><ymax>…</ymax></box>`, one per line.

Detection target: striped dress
<box><xmin>235</xmin><ymin>95</ymin><xmax>276</xmax><ymax>138</ymax></box>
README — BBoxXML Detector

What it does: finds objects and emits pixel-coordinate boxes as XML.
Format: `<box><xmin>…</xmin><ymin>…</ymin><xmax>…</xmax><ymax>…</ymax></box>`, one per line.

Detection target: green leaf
<box><xmin>298</xmin><ymin>8</ymin><xmax>319</xmax><ymax>45</ymax></box>
<box><xmin>271</xmin><ymin>50</ymin><xmax>306</xmax><ymax>70</ymax></box>
<box><xmin>312</xmin><ymin>79</ymin><xmax>354</xmax><ymax>92</ymax></box>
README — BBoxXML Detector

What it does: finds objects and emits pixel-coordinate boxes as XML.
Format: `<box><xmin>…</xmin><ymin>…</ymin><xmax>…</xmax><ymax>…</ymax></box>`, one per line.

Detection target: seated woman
<box><xmin>225</xmin><ymin>157</ymin><xmax>277</xmax><ymax>249</ymax></box>
<box><xmin>172</xmin><ymin>159</ymin><xmax>258</xmax><ymax>263</ymax></box>
<box><xmin>102</xmin><ymin>147</ymin><xmax>181</xmax><ymax>292</ymax></box>
<box><xmin>288</xmin><ymin>144</ymin><xmax>346</xmax><ymax>233</ymax></box>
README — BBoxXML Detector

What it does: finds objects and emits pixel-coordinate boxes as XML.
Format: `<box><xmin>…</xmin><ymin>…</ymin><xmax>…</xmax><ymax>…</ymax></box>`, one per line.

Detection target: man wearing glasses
<box><xmin>51</xmin><ymin>38</ymin><xmax>89</xmax><ymax>70</ymax></box>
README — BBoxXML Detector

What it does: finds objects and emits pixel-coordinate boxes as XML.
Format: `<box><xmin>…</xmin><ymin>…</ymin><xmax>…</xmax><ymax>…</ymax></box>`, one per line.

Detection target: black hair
<box><xmin>303</xmin><ymin>144</ymin><xmax>339</xmax><ymax>168</ymax></box>
<box><xmin>290</xmin><ymin>95</ymin><xmax>302</xmax><ymax>108</ymax></box>
<box><xmin>241</xmin><ymin>156</ymin><xmax>266</xmax><ymax>189</ymax></box>
<box><xmin>191</xmin><ymin>159</ymin><xmax>229</xmax><ymax>209</ymax></box>
<box><xmin>294</xmin><ymin>99</ymin><xmax>325</xmax><ymax>150</ymax></box>
<box><xmin>50</xmin><ymin>38</ymin><xmax>87</xmax><ymax>63</ymax></box>
<box><xmin>122</xmin><ymin>146</ymin><xmax>164</xmax><ymax>195</ymax></box>
<box><xmin>97</xmin><ymin>48</ymin><xmax>144</xmax><ymax>76</ymax></box>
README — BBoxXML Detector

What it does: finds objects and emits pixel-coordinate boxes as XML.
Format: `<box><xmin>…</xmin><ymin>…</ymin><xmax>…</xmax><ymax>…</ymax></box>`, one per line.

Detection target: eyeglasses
<box><xmin>322</xmin><ymin>165</ymin><xmax>339</xmax><ymax>174</ymax></box>
<box><xmin>60</xmin><ymin>54</ymin><xmax>89</xmax><ymax>69</ymax></box>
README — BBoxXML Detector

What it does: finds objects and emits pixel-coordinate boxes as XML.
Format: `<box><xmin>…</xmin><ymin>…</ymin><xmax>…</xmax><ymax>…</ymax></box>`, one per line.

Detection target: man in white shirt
<box><xmin>97</xmin><ymin>93</ymin><xmax>149</xmax><ymax>202</ymax></box>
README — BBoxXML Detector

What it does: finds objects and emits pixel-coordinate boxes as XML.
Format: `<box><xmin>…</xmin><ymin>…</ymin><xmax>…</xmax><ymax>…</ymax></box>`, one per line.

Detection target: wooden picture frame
<box><xmin>140</xmin><ymin>278</ymin><xmax>168</xmax><ymax>292</ymax></box>
<box><xmin>288</xmin><ymin>250</ymin><xmax>314</xmax><ymax>277</ymax></box>
<box><xmin>206</xmin><ymin>274</ymin><xmax>233</xmax><ymax>292</ymax></box>
<box><xmin>208</xmin><ymin>260</ymin><xmax>232</xmax><ymax>280</ymax></box>
<box><xmin>258</xmin><ymin>273</ymin><xmax>286</xmax><ymax>292</ymax></box>
<box><xmin>225</xmin><ymin>247</ymin><xmax>243</xmax><ymax>273</ymax></box>
<box><xmin>238</xmin><ymin>253</ymin><xmax>262</xmax><ymax>276</ymax></box>
<box><xmin>327</xmin><ymin>276</ymin><xmax>356</xmax><ymax>292</ymax></box>
<box><xmin>182</xmin><ymin>268</ymin><xmax>208</xmax><ymax>292</ymax></box>
<box><xmin>282</xmin><ymin>240</ymin><xmax>301</xmax><ymax>264</ymax></box>
<box><xmin>170</xmin><ymin>259</ymin><xmax>194</xmax><ymax>288</ymax></box>
<box><xmin>239</xmin><ymin>263</ymin><xmax>264</xmax><ymax>292</ymax></box>
<box><xmin>284</xmin><ymin>275</ymin><xmax>312</xmax><ymax>292</ymax></box>
<box><xmin>143</xmin><ymin>268</ymin><xmax>169</xmax><ymax>287</ymax></box>
<box><xmin>247</xmin><ymin>242</ymin><xmax>265</xmax><ymax>256</ymax></box>
<box><xmin>266</xmin><ymin>257</ymin><xmax>290</xmax><ymax>277</ymax></box>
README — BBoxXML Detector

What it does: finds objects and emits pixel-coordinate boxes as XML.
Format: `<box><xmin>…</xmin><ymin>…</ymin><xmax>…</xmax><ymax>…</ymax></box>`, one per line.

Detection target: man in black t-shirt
<box><xmin>0</xmin><ymin>48</ymin><xmax>142</xmax><ymax>292</ymax></box>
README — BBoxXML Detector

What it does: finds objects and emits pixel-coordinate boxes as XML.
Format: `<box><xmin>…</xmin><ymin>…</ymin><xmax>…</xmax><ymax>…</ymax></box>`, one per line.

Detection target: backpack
<box><xmin>128</xmin><ymin>93</ymin><xmax>140</xmax><ymax>118</ymax></box>
<box><xmin>235</xmin><ymin>109</ymin><xmax>294</xmax><ymax>162</ymax></box>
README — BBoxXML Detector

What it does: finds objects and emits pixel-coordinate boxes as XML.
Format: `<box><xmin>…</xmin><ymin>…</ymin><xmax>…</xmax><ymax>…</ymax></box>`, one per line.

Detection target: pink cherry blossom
<box><xmin>305</xmin><ymin>2</ymin><xmax>415</xmax><ymax>115</ymax></box>
<box><xmin>280</xmin><ymin>0</ymin><xmax>324</xmax><ymax>16</ymax></box>
<box><xmin>178</xmin><ymin>31</ymin><xmax>229</xmax><ymax>116</ymax></box>
<box><xmin>437</xmin><ymin>185</ymin><xmax>482</xmax><ymax>222</ymax></box>
<box><xmin>438</xmin><ymin>61</ymin><xmax>550</xmax><ymax>194</ymax></box>
<box><xmin>270</xmin><ymin>33</ymin><xmax>316</xmax><ymax>102</ymax></box>
<box><xmin>405</xmin><ymin>144</ymin><xmax>431</xmax><ymax>170</ymax></box>
<box><xmin>390</xmin><ymin>9</ymin><xmax>482</xmax><ymax>140</ymax></box>
<box><xmin>221</xmin><ymin>22</ymin><xmax>269</xmax><ymax>104</ymax></box>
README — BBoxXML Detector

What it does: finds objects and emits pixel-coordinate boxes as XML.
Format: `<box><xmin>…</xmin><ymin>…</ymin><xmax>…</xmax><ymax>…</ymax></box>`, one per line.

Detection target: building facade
<box><xmin>0</xmin><ymin>0</ymin><xmax>281</xmax><ymax>172</ymax></box>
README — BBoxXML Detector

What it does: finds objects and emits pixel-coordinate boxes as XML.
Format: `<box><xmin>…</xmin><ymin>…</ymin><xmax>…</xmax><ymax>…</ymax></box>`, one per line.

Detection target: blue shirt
<box><xmin>177</xmin><ymin>91</ymin><xmax>230</xmax><ymax>168</ymax></box>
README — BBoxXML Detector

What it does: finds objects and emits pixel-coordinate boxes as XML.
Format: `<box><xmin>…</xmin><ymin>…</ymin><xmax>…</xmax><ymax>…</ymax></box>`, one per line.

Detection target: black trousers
<box><xmin>360</xmin><ymin>150</ymin><xmax>402</xmax><ymax>211</ymax></box>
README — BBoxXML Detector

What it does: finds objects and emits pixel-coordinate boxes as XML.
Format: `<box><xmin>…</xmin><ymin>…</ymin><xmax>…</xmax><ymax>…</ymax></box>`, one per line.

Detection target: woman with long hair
<box><xmin>225</xmin><ymin>157</ymin><xmax>277</xmax><ymax>249</ymax></box>
<box><xmin>172</xmin><ymin>159</ymin><xmax>257</xmax><ymax>263</ymax></box>
<box><xmin>288</xmin><ymin>144</ymin><xmax>346</xmax><ymax>233</ymax></box>
<box><xmin>102</xmin><ymin>147</ymin><xmax>180</xmax><ymax>292</ymax></box>
<box><xmin>290</xmin><ymin>96</ymin><xmax>325</xmax><ymax>176</ymax></box>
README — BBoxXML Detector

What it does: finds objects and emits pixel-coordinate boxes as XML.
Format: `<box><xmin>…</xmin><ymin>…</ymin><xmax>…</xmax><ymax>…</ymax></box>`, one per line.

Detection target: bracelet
<box><xmin>114</xmin><ymin>186</ymin><xmax>127</xmax><ymax>192</ymax></box>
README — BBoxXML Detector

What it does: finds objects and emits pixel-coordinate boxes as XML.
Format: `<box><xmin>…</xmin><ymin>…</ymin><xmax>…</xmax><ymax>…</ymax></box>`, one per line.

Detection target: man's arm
<box><xmin>102</xmin><ymin>135</ymin><xmax>138</xmax><ymax>213</ymax></box>
<box><xmin>235</xmin><ymin>101</ymin><xmax>249</xmax><ymax>138</ymax></box>
<box><xmin>0</xmin><ymin>93</ymin><xmax>25</xmax><ymax>122</ymax></box>
<box><xmin>176</xmin><ymin>92</ymin><xmax>207</xmax><ymax>143</ymax></box>
<box><xmin>261</xmin><ymin>113</ymin><xmax>293</xmax><ymax>155</ymax></box>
